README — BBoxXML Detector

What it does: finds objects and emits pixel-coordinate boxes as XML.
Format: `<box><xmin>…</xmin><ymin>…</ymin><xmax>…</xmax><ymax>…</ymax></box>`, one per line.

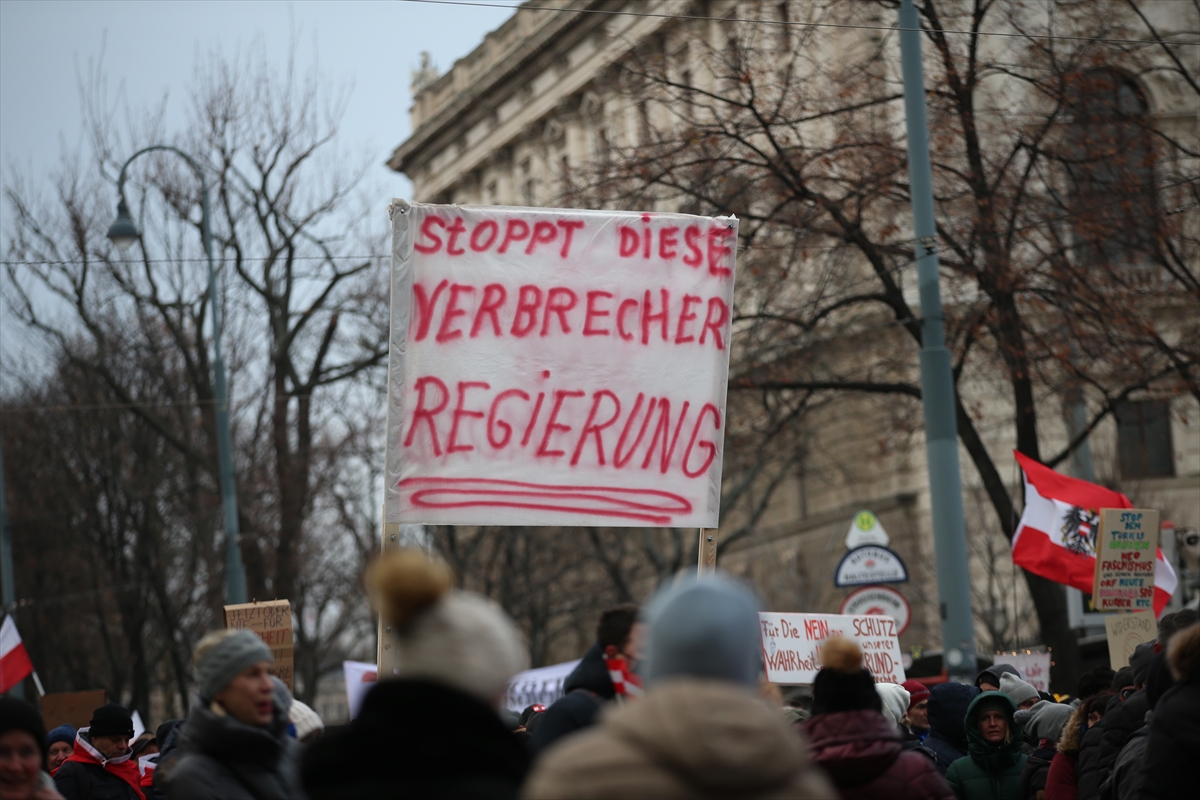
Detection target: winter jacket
<box><xmin>301</xmin><ymin>678</ymin><xmax>530</xmax><ymax>799</ymax></box>
<box><xmin>1142</xmin><ymin>621</ymin><xmax>1200</xmax><ymax>800</ymax></box>
<box><xmin>528</xmin><ymin>642</ymin><xmax>613</xmax><ymax>753</ymax></box>
<box><xmin>1018</xmin><ymin>744</ymin><xmax>1054</xmax><ymax>800</ymax></box>
<box><xmin>522</xmin><ymin>678</ymin><xmax>837</xmax><ymax>799</ymax></box>
<box><xmin>1043</xmin><ymin>700</ymin><xmax>1090</xmax><ymax>800</ymax></box>
<box><xmin>1072</xmin><ymin>725</ymin><xmax>1103</xmax><ymax>800</ymax></box>
<box><xmin>166</xmin><ymin>681</ymin><xmax>303</xmax><ymax>800</ymax></box>
<box><xmin>54</xmin><ymin>730</ymin><xmax>143</xmax><ymax>800</ymax></box>
<box><xmin>1099</xmin><ymin>720</ymin><xmax>1147</xmax><ymax>800</ymax></box>
<box><xmin>945</xmin><ymin>692</ymin><xmax>1028</xmax><ymax>800</ymax></box>
<box><xmin>1078</xmin><ymin>687</ymin><xmax>1148</xmax><ymax>800</ymax></box>
<box><xmin>925</xmin><ymin>683</ymin><xmax>981</xmax><ymax>775</ymax></box>
<box><xmin>803</xmin><ymin>709</ymin><xmax>954</xmax><ymax>800</ymax></box>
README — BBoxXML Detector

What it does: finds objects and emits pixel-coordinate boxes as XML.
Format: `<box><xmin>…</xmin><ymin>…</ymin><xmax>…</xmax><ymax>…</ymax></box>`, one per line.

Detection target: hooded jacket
<box><xmin>302</xmin><ymin>678</ymin><xmax>531</xmax><ymax>799</ymax></box>
<box><xmin>528</xmin><ymin>642</ymin><xmax>615</xmax><ymax>753</ymax></box>
<box><xmin>54</xmin><ymin>729</ymin><xmax>144</xmax><ymax>800</ymax></box>
<box><xmin>944</xmin><ymin>692</ymin><xmax>1028</xmax><ymax>800</ymax></box>
<box><xmin>925</xmin><ymin>683</ymin><xmax>980</xmax><ymax>775</ymax></box>
<box><xmin>166</xmin><ymin>680</ymin><xmax>303</xmax><ymax>800</ymax></box>
<box><xmin>803</xmin><ymin>708</ymin><xmax>954</xmax><ymax>800</ymax></box>
<box><xmin>1142</xmin><ymin>622</ymin><xmax>1200</xmax><ymax>800</ymax></box>
<box><xmin>522</xmin><ymin>678</ymin><xmax>836</xmax><ymax>799</ymax></box>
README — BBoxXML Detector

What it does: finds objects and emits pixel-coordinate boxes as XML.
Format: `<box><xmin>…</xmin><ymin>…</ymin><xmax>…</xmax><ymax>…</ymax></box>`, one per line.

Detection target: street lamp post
<box><xmin>107</xmin><ymin>146</ymin><xmax>247</xmax><ymax>605</ymax></box>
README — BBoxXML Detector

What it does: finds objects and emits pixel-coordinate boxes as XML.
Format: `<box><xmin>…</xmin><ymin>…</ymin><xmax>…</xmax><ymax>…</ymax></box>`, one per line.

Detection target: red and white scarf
<box><xmin>60</xmin><ymin>728</ymin><xmax>146</xmax><ymax>800</ymax></box>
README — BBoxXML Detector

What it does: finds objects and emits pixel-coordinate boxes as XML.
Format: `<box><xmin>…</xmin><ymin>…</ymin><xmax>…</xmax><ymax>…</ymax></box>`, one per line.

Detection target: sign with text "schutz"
<box><xmin>759</xmin><ymin>612</ymin><xmax>906</xmax><ymax>685</ymax></box>
<box><xmin>385</xmin><ymin>203</ymin><xmax>738</xmax><ymax>527</ymax></box>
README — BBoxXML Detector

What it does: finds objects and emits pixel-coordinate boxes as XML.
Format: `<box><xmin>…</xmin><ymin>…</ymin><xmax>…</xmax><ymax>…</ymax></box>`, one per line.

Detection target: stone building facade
<box><xmin>388</xmin><ymin>0</ymin><xmax>1200</xmax><ymax>665</ymax></box>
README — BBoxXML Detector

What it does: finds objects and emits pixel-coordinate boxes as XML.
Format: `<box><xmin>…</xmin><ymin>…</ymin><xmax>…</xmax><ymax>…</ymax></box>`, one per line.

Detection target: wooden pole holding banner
<box><xmin>697</xmin><ymin>528</ymin><xmax>718</xmax><ymax>574</ymax></box>
<box><xmin>377</xmin><ymin>514</ymin><xmax>402</xmax><ymax>680</ymax></box>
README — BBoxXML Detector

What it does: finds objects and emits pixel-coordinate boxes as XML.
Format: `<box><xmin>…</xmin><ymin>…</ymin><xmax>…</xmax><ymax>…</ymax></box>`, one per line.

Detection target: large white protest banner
<box><xmin>385</xmin><ymin>203</ymin><xmax>738</xmax><ymax>527</ymax></box>
<box><xmin>759</xmin><ymin>612</ymin><xmax>906</xmax><ymax>684</ymax></box>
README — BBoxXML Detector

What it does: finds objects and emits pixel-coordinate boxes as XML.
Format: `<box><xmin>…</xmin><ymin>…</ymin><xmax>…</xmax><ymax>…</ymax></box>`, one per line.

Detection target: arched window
<box><xmin>1063</xmin><ymin>69</ymin><xmax>1157</xmax><ymax>267</ymax></box>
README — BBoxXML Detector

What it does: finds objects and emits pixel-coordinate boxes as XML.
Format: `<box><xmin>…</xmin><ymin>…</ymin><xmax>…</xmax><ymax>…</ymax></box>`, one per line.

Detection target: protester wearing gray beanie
<box><xmin>641</xmin><ymin>572</ymin><xmax>762</xmax><ymax>688</ymax></box>
<box><xmin>1014</xmin><ymin>700</ymin><xmax>1073</xmax><ymax>744</ymax></box>
<box><xmin>999</xmin><ymin>672</ymin><xmax>1040</xmax><ymax>710</ymax></box>
<box><xmin>196</xmin><ymin>629</ymin><xmax>274</xmax><ymax>701</ymax></box>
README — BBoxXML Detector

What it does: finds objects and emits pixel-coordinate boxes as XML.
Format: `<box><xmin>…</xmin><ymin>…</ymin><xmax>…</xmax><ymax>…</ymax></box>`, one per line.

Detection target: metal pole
<box><xmin>0</xmin><ymin>438</ymin><xmax>24</xmax><ymax>698</ymax></box>
<box><xmin>115</xmin><ymin>146</ymin><xmax>247</xmax><ymax>604</ymax></box>
<box><xmin>898</xmin><ymin>0</ymin><xmax>978</xmax><ymax>682</ymax></box>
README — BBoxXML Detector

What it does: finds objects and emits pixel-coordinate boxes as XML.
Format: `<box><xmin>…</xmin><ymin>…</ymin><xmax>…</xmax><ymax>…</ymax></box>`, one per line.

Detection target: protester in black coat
<box><xmin>529</xmin><ymin>604</ymin><xmax>641</xmax><ymax>753</ymax></box>
<box><xmin>923</xmin><ymin>681</ymin><xmax>980</xmax><ymax>775</ymax></box>
<box><xmin>302</xmin><ymin>549</ymin><xmax>530</xmax><ymax>800</ymax></box>
<box><xmin>166</xmin><ymin>631</ymin><xmax>303</xmax><ymax>800</ymax></box>
<box><xmin>1142</xmin><ymin>622</ymin><xmax>1200</xmax><ymax>800</ymax></box>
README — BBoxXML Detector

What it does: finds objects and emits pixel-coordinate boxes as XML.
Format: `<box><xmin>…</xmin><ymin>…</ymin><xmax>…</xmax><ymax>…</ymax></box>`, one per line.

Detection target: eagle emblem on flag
<box><xmin>1061</xmin><ymin>506</ymin><xmax>1099</xmax><ymax>556</ymax></box>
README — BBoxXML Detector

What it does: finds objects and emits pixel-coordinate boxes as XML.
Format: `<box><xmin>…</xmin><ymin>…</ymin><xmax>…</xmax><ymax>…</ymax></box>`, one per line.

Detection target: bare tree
<box><xmin>557</xmin><ymin>0</ymin><xmax>1198</xmax><ymax>686</ymax></box>
<box><xmin>3</xmin><ymin>38</ymin><xmax>387</xmax><ymax>702</ymax></box>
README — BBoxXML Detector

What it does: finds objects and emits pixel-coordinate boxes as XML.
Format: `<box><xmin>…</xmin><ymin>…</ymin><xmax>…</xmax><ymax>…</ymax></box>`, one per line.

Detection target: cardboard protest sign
<box><xmin>758</xmin><ymin>612</ymin><xmax>906</xmax><ymax>684</ymax></box>
<box><xmin>40</xmin><ymin>690</ymin><xmax>106</xmax><ymax>730</ymax></box>
<box><xmin>385</xmin><ymin>203</ymin><xmax>738</xmax><ymax>527</ymax></box>
<box><xmin>1093</xmin><ymin>509</ymin><xmax>1159</xmax><ymax>612</ymax></box>
<box><xmin>1104</xmin><ymin>611</ymin><xmax>1157</xmax><ymax>671</ymax></box>
<box><xmin>224</xmin><ymin>600</ymin><xmax>294</xmax><ymax>691</ymax></box>
<box><xmin>992</xmin><ymin>652</ymin><xmax>1051</xmax><ymax>693</ymax></box>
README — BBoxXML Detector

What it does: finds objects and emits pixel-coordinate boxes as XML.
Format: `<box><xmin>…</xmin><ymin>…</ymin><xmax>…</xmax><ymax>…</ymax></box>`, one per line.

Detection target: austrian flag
<box><xmin>1011</xmin><ymin>451</ymin><xmax>1177</xmax><ymax>616</ymax></box>
<box><xmin>0</xmin><ymin>615</ymin><xmax>34</xmax><ymax>693</ymax></box>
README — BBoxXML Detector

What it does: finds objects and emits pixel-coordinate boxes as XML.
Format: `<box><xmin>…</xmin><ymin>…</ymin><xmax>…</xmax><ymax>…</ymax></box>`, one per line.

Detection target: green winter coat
<box><xmin>945</xmin><ymin>691</ymin><xmax>1029</xmax><ymax>800</ymax></box>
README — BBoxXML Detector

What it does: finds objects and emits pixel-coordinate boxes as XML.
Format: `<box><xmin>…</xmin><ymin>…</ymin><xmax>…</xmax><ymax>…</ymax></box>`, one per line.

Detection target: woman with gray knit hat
<box><xmin>164</xmin><ymin>629</ymin><xmax>303</xmax><ymax>800</ymax></box>
<box><xmin>523</xmin><ymin>572</ymin><xmax>837</xmax><ymax>799</ymax></box>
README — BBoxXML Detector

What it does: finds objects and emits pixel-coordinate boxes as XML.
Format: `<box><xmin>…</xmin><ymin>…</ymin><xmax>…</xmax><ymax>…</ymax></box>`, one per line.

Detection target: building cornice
<box><xmin>387</xmin><ymin>0</ymin><xmax>618</xmax><ymax>176</ymax></box>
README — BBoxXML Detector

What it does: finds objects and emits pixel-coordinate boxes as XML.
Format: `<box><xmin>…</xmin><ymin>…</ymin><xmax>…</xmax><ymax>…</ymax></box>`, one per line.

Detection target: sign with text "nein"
<box><xmin>759</xmin><ymin>612</ymin><xmax>906</xmax><ymax>685</ymax></box>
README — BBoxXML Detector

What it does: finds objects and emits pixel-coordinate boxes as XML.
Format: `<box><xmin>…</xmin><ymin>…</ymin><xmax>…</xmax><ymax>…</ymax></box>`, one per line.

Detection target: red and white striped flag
<box><xmin>0</xmin><ymin>615</ymin><xmax>34</xmax><ymax>693</ymax></box>
<box><xmin>1012</xmin><ymin>451</ymin><xmax>1177</xmax><ymax>616</ymax></box>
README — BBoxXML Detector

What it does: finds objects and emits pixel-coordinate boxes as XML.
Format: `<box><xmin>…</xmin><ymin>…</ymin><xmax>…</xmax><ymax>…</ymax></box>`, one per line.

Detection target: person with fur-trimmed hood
<box><xmin>1043</xmin><ymin>693</ymin><xmax>1110</xmax><ymax>800</ymax></box>
<box><xmin>802</xmin><ymin>637</ymin><xmax>952</xmax><ymax>800</ymax></box>
<box><xmin>301</xmin><ymin>549</ymin><xmax>531</xmax><ymax>799</ymax></box>
<box><xmin>945</xmin><ymin>692</ymin><xmax>1028</xmax><ymax>800</ymax></box>
<box><xmin>1140</xmin><ymin>621</ymin><xmax>1200</xmax><ymax>800</ymax></box>
<box><xmin>523</xmin><ymin>573</ymin><xmax>837</xmax><ymax>799</ymax></box>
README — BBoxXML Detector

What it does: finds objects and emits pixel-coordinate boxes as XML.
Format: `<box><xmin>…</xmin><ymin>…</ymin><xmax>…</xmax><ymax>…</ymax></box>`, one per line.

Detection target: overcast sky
<box><xmin>0</xmin><ymin>0</ymin><xmax>514</xmax><ymax>390</ymax></box>
<box><xmin>0</xmin><ymin>0</ymin><xmax>513</xmax><ymax>213</ymax></box>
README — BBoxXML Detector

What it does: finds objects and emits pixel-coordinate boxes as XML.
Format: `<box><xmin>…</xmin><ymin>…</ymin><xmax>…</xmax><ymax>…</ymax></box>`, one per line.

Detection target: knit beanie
<box><xmin>999</xmin><ymin>672</ymin><xmax>1039</xmax><ymax>707</ymax></box>
<box><xmin>811</xmin><ymin>637</ymin><xmax>882</xmax><ymax>715</ymax></box>
<box><xmin>0</xmin><ymin>696</ymin><xmax>48</xmax><ymax>761</ymax></box>
<box><xmin>46</xmin><ymin>723</ymin><xmax>76</xmax><ymax>749</ymax></box>
<box><xmin>366</xmin><ymin>549</ymin><xmax>527</xmax><ymax>706</ymax></box>
<box><xmin>902</xmin><ymin>679</ymin><xmax>930</xmax><ymax>709</ymax></box>
<box><xmin>88</xmin><ymin>703</ymin><xmax>134</xmax><ymax>738</ymax></box>
<box><xmin>876</xmin><ymin>682</ymin><xmax>912</xmax><ymax>727</ymax></box>
<box><xmin>1014</xmin><ymin>700</ymin><xmax>1073</xmax><ymax>742</ymax></box>
<box><xmin>641</xmin><ymin>572</ymin><xmax>762</xmax><ymax>688</ymax></box>
<box><xmin>194</xmin><ymin>629</ymin><xmax>274</xmax><ymax>701</ymax></box>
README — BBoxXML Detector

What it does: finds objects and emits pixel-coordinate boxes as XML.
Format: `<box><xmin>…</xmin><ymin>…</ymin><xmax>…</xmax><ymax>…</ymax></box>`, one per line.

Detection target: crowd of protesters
<box><xmin>1</xmin><ymin>550</ymin><xmax>1195</xmax><ymax>800</ymax></box>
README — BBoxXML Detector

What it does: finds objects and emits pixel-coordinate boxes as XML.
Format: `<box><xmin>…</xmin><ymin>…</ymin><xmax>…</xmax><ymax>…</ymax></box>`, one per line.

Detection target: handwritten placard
<box><xmin>1093</xmin><ymin>509</ymin><xmax>1159</xmax><ymax>612</ymax></box>
<box><xmin>1104</xmin><ymin>611</ymin><xmax>1157</xmax><ymax>671</ymax></box>
<box><xmin>992</xmin><ymin>652</ymin><xmax>1051</xmax><ymax>693</ymax></box>
<box><xmin>223</xmin><ymin>600</ymin><xmax>294</xmax><ymax>691</ymax></box>
<box><xmin>758</xmin><ymin>612</ymin><xmax>906</xmax><ymax>685</ymax></box>
<box><xmin>384</xmin><ymin>203</ymin><xmax>738</xmax><ymax>527</ymax></box>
